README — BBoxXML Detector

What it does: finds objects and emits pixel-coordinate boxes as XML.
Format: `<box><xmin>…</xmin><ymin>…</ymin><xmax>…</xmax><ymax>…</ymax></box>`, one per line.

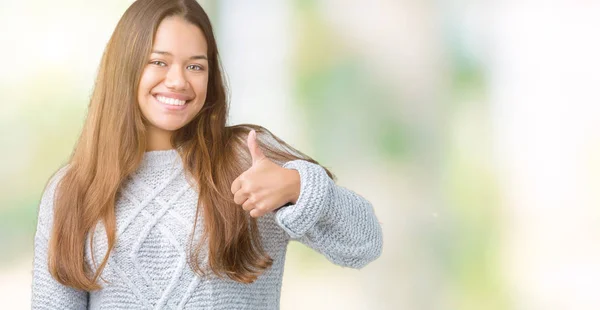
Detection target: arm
<box><xmin>275</xmin><ymin>160</ymin><xmax>383</xmax><ymax>269</ymax></box>
<box><xmin>32</xmin><ymin>167</ymin><xmax>89</xmax><ymax>309</ymax></box>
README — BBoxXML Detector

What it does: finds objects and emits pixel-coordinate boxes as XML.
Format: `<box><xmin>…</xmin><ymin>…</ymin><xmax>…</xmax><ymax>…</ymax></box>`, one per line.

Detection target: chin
<box><xmin>144</xmin><ymin>118</ymin><xmax>185</xmax><ymax>132</ymax></box>
<box><xmin>156</xmin><ymin>123</ymin><xmax>187</xmax><ymax>132</ymax></box>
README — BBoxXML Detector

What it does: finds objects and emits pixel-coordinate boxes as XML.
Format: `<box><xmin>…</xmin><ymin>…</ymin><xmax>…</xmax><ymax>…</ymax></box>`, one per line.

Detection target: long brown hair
<box><xmin>48</xmin><ymin>0</ymin><xmax>334</xmax><ymax>290</ymax></box>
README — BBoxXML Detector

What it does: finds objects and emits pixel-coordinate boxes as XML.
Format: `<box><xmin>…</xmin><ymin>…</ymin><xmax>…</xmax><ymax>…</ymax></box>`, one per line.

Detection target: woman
<box><xmin>31</xmin><ymin>0</ymin><xmax>383</xmax><ymax>309</ymax></box>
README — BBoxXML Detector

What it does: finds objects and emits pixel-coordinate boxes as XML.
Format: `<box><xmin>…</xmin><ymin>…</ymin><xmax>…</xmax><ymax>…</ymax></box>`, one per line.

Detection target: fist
<box><xmin>230</xmin><ymin>130</ymin><xmax>300</xmax><ymax>218</ymax></box>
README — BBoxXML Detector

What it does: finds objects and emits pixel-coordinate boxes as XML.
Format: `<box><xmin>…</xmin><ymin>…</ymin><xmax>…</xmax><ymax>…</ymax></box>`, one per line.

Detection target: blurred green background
<box><xmin>2</xmin><ymin>1</ymin><xmax>600</xmax><ymax>309</ymax></box>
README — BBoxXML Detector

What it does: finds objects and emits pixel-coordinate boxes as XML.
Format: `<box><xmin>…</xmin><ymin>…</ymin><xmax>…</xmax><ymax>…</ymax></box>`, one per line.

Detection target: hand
<box><xmin>231</xmin><ymin>130</ymin><xmax>301</xmax><ymax>218</ymax></box>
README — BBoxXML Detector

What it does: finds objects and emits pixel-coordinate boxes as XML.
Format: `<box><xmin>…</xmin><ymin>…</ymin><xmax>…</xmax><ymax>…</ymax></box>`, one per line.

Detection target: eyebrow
<box><xmin>151</xmin><ymin>50</ymin><xmax>207</xmax><ymax>60</ymax></box>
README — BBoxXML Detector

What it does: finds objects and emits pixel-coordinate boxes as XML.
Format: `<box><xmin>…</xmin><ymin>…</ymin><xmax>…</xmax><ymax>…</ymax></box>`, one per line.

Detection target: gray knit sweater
<box><xmin>32</xmin><ymin>149</ymin><xmax>383</xmax><ymax>309</ymax></box>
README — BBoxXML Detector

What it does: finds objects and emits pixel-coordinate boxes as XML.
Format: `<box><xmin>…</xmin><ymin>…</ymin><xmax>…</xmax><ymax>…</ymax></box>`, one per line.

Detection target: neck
<box><xmin>146</xmin><ymin>125</ymin><xmax>175</xmax><ymax>151</ymax></box>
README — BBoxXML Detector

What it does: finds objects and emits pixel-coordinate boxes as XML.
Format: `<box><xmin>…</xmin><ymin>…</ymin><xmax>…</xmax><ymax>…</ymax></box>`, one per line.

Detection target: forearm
<box><xmin>276</xmin><ymin>160</ymin><xmax>383</xmax><ymax>268</ymax></box>
<box><xmin>32</xmin><ymin>167</ymin><xmax>89</xmax><ymax>309</ymax></box>
<box><xmin>32</xmin><ymin>233</ymin><xmax>89</xmax><ymax>309</ymax></box>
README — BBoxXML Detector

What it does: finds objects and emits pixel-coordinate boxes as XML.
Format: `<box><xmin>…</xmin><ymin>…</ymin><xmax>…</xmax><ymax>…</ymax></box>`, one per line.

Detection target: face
<box><xmin>137</xmin><ymin>15</ymin><xmax>209</xmax><ymax>143</ymax></box>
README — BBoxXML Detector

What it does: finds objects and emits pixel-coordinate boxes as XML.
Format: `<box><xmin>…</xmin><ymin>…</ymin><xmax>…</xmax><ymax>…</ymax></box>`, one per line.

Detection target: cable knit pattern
<box><xmin>31</xmin><ymin>150</ymin><xmax>383</xmax><ymax>309</ymax></box>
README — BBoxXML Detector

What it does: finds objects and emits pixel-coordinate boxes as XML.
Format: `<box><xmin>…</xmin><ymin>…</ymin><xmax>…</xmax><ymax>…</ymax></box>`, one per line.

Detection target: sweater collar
<box><xmin>140</xmin><ymin>148</ymin><xmax>181</xmax><ymax>169</ymax></box>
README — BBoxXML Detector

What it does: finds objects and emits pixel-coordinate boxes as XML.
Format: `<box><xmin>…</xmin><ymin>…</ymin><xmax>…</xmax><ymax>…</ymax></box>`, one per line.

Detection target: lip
<box><xmin>152</xmin><ymin>94</ymin><xmax>190</xmax><ymax>111</ymax></box>
<box><xmin>152</xmin><ymin>92</ymin><xmax>193</xmax><ymax>101</ymax></box>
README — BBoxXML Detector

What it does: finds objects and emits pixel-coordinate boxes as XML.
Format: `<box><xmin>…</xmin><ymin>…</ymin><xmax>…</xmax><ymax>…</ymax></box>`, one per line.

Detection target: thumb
<box><xmin>247</xmin><ymin>130</ymin><xmax>266</xmax><ymax>165</ymax></box>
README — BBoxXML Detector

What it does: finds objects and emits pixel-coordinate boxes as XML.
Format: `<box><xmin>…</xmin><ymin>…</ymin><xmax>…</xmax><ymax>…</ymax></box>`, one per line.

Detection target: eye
<box><xmin>149</xmin><ymin>60</ymin><xmax>167</xmax><ymax>67</ymax></box>
<box><xmin>187</xmin><ymin>64</ymin><xmax>205</xmax><ymax>71</ymax></box>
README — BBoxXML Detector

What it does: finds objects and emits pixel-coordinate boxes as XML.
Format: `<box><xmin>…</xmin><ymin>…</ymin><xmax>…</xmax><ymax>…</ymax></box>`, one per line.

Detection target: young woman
<box><xmin>31</xmin><ymin>0</ymin><xmax>383</xmax><ymax>309</ymax></box>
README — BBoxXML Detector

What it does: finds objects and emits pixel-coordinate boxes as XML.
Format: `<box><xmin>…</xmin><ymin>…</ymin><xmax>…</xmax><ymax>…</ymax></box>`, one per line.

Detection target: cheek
<box><xmin>192</xmin><ymin>76</ymin><xmax>209</xmax><ymax>97</ymax></box>
<box><xmin>138</xmin><ymin>69</ymin><xmax>160</xmax><ymax>95</ymax></box>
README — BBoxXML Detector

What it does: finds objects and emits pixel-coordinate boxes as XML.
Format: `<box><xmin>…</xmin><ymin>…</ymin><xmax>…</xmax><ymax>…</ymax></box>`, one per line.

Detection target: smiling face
<box><xmin>137</xmin><ymin>15</ymin><xmax>209</xmax><ymax>150</ymax></box>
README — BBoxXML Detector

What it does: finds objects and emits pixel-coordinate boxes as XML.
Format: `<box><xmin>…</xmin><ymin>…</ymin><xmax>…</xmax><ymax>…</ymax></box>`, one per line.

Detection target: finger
<box><xmin>231</xmin><ymin>176</ymin><xmax>242</xmax><ymax>195</ymax></box>
<box><xmin>247</xmin><ymin>130</ymin><xmax>266</xmax><ymax>165</ymax></box>
<box><xmin>233</xmin><ymin>189</ymin><xmax>250</xmax><ymax>205</ymax></box>
<box><xmin>249</xmin><ymin>208</ymin><xmax>263</xmax><ymax>218</ymax></box>
<box><xmin>241</xmin><ymin>198</ymin><xmax>255</xmax><ymax>211</ymax></box>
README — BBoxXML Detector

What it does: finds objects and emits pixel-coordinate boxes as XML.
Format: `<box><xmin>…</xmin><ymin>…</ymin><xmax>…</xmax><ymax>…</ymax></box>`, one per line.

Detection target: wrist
<box><xmin>284</xmin><ymin>168</ymin><xmax>301</xmax><ymax>204</ymax></box>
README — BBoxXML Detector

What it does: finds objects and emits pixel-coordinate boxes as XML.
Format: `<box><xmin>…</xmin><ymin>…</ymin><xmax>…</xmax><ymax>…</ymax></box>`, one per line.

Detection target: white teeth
<box><xmin>155</xmin><ymin>95</ymin><xmax>186</xmax><ymax>106</ymax></box>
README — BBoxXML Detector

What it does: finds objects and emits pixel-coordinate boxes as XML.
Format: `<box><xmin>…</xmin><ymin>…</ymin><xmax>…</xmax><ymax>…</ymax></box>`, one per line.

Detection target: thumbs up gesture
<box><xmin>231</xmin><ymin>130</ymin><xmax>301</xmax><ymax>218</ymax></box>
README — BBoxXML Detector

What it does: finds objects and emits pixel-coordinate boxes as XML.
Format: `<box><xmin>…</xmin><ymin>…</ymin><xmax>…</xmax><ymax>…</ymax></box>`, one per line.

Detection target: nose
<box><xmin>164</xmin><ymin>65</ymin><xmax>187</xmax><ymax>90</ymax></box>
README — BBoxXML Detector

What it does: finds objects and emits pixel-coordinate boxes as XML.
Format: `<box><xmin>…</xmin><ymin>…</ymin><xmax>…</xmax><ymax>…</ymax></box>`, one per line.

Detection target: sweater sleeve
<box><xmin>275</xmin><ymin>160</ymin><xmax>383</xmax><ymax>269</ymax></box>
<box><xmin>32</xmin><ymin>167</ymin><xmax>89</xmax><ymax>310</ymax></box>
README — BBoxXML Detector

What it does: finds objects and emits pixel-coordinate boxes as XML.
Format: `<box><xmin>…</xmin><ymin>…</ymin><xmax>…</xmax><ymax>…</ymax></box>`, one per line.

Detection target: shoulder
<box><xmin>227</xmin><ymin>123</ymin><xmax>271</xmax><ymax>142</ymax></box>
<box><xmin>41</xmin><ymin>165</ymin><xmax>70</xmax><ymax>201</ymax></box>
<box><xmin>227</xmin><ymin>123</ymin><xmax>309</xmax><ymax>165</ymax></box>
<box><xmin>37</xmin><ymin>165</ymin><xmax>71</xmax><ymax>231</ymax></box>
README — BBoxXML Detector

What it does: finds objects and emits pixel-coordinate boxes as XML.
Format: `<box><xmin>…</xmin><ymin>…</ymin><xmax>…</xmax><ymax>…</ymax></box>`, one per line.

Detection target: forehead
<box><xmin>152</xmin><ymin>15</ymin><xmax>208</xmax><ymax>56</ymax></box>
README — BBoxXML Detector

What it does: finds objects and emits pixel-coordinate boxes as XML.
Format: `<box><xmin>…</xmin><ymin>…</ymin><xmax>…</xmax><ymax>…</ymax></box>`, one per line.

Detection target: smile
<box><xmin>152</xmin><ymin>94</ymin><xmax>192</xmax><ymax>111</ymax></box>
<box><xmin>155</xmin><ymin>95</ymin><xmax>188</xmax><ymax>106</ymax></box>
